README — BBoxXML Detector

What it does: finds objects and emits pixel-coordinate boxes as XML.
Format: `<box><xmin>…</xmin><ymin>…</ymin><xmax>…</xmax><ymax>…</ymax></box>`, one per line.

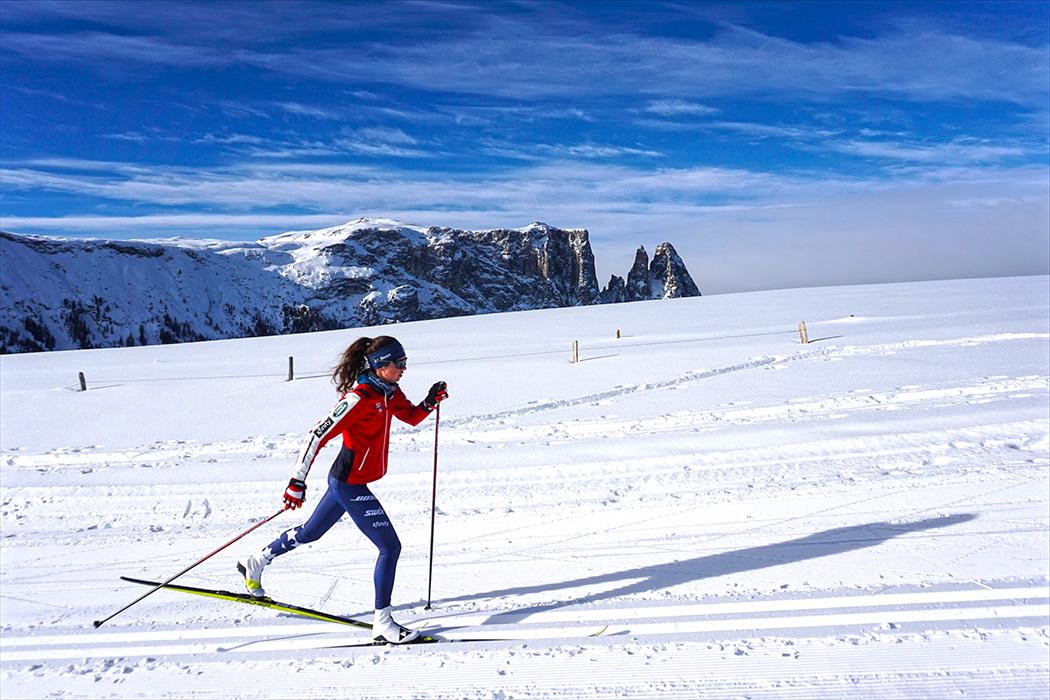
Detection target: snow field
<box><xmin>1</xmin><ymin>276</ymin><xmax>1048</xmax><ymax>698</ymax></box>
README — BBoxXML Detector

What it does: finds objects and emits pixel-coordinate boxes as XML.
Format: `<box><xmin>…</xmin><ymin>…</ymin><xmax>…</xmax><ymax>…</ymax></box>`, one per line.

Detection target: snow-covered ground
<box><xmin>1</xmin><ymin>276</ymin><xmax>1048</xmax><ymax>699</ymax></box>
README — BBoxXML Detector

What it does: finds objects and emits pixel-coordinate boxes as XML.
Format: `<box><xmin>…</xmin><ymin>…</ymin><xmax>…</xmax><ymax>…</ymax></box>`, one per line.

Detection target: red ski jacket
<box><xmin>292</xmin><ymin>380</ymin><xmax>432</xmax><ymax>485</ymax></box>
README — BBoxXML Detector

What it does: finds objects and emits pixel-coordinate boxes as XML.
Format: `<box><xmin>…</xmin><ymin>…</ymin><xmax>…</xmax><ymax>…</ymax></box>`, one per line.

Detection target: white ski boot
<box><xmin>372</xmin><ymin>606</ymin><xmax>421</xmax><ymax>644</ymax></box>
<box><xmin>236</xmin><ymin>552</ymin><xmax>270</xmax><ymax>598</ymax></box>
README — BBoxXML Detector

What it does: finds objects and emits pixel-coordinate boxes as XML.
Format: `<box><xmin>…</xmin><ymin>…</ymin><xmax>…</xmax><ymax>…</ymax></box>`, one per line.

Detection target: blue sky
<box><xmin>1</xmin><ymin>0</ymin><xmax>1047</xmax><ymax>293</ymax></box>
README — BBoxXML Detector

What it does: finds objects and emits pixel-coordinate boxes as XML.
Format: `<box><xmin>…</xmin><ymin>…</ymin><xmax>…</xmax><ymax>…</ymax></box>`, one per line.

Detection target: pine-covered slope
<box><xmin>0</xmin><ymin>218</ymin><xmax>701</xmax><ymax>353</ymax></box>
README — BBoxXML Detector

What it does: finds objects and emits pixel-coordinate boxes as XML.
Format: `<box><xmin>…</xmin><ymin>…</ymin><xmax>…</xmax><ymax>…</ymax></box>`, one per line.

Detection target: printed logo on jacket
<box><xmin>313</xmin><ymin>417</ymin><xmax>334</xmax><ymax>438</ymax></box>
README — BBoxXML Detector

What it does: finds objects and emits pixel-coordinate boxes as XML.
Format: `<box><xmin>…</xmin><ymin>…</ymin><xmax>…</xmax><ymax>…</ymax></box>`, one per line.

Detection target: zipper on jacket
<box><xmin>357</xmin><ymin>447</ymin><xmax>371</xmax><ymax>470</ymax></box>
<box><xmin>380</xmin><ymin>393</ymin><xmax>392</xmax><ymax>473</ymax></box>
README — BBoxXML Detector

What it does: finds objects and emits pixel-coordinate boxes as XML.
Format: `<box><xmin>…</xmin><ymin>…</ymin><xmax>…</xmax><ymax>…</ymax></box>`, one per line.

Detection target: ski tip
<box><xmin>590</xmin><ymin>624</ymin><xmax>609</xmax><ymax>637</ymax></box>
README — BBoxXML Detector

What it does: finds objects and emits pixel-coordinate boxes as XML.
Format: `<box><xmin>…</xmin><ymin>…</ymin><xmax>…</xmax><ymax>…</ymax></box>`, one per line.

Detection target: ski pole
<box><xmin>424</xmin><ymin>404</ymin><xmax>440</xmax><ymax>610</ymax></box>
<box><xmin>93</xmin><ymin>506</ymin><xmax>287</xmax><ymax>628</ymax></box>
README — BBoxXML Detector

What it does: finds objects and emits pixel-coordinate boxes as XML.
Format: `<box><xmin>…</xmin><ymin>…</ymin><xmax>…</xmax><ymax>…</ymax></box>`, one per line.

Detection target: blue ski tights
<box><xmin>263</xmin><ymin>475</ymin><xmax>401</xmax><ymax>609</ymax></box>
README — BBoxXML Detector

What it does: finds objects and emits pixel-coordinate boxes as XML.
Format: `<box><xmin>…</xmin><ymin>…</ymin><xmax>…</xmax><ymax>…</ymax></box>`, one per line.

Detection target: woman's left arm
<box><xmin>391</xmin><ymin>382</ymin><xmax>447</xmax><ymax>426</ymax></box>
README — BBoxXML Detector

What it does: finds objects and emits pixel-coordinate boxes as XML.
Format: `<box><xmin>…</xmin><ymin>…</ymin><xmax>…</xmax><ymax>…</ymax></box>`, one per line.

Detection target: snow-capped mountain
<box><xmin>0</xmin><ymin>218</ymin><xmax>701</xmax><ymax>353</ymax></box>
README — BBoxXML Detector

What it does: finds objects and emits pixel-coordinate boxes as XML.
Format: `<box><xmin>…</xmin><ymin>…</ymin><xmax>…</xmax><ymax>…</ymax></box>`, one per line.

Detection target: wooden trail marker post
<box><xmin>798</xmin><ymin>321</ymin><xmax>809</xmax><ymax>344</ymax></box>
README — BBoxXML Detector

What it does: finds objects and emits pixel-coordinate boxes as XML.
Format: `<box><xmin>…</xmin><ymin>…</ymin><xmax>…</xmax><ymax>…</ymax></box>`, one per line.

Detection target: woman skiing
<box><xmin>238</xmin><ymin>336</ymin><xmax>448</xmax><ymax>644</ymax></box>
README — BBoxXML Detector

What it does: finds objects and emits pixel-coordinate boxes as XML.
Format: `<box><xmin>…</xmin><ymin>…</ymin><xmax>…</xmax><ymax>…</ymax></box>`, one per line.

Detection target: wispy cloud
<box><xmin>333</xmin><ymin>127</ymin><xmax>427</xmax><ymax>158</ymax></box>
<box><xmin>477</xmin><ymin>140</ymin><xmax>663</xmax><ymax>161</ymax></box>
<box><xmin>102</xmin><ymin>132</ymin><xmax>150</xmax><ymax>143</ymax></box>
<box><xmin>0</xmin><ymin>31</ymin><xmax>229</xmax><ymax>68</ymax></box>
<box><xmin>645</xmin><ymin>99</ymin><xmax>719</xmax><ymax>116</ymax></box>
<box><xmin>0</xmin><ymin>0</ymin><xmax>440</xmax><ymax>43</ymax></box>
<box><xmin>244</xmin><ymin>23</ymin><xmax>1049</xmax><ymax>106</ymax></box>
<box><xmin>631</xmin><ymin>116</ymin><xmax>1043</xmax><ymax>167</ymax></box>
<box><xmin>225</xmin><ymin>142</ymin><xmax>344</xmax><ymax>160</ymax></box>
<box><xmin>214</xmin><ymin>100</ymin><xmax>272</xmax><ymax>120</ymax></box>
<box><xmin>275</xmin><ymin>102</ymin><xmax>343</xmax><ymax>120</ymax></box>
<box><xmin>195</xmin><ymin>133</ymin><xmax>268</xmax><ymax>146</ymax></box>
<box><xmin>708</xmin><ymin>121</ymin><xmax>841</xmax><ymax>140</ymax></box>
<box><xmin>634</xmin><ymin>117</ymin><xmax>842</xmax><ymax>142</ymax></box>
<box><xmin>5</xmin><ymin>10</ymin><xmax>1045</xmax><ymax>106</ymax></box>
<box><xmin>542</xmin><ymin>144</ymin><xmax>664</xmax><ymax>159</ymax></box>
<box><xmin>350</xmin><ymin>127</ymin><xmax>418</xmax><ymax>145</ymax></box>
<box><xmin>9</xmin><ymin>158</ymin><xmax>159</xmax><ymax>174</ymax></box>
<box><xmin>6</xmin><ymin>155</ymin><xmax>1042</xmax><ymax>223</ymax></box>
<box><xmin>5</xmin><ymin>84</ymin><xmax>106</xmax><ymax>109</ymax></box>
<box><xmin>827</xmin><ymin>137</ymin><xmax>1035</xmax><ymax>164</ymax></box>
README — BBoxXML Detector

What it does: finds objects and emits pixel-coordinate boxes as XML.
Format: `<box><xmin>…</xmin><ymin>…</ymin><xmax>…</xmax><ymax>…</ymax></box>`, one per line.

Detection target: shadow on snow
<box><xmin>432</xmin><ymin>514</ymin><xmax>977</xmax><ymax>625</ymax></box>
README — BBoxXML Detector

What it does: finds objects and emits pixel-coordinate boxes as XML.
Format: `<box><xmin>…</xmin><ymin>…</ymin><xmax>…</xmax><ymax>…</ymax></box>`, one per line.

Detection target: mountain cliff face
<box><xmin>0</xmin><ymin>218</ymin><xmax>701</xmax><ymax>353</ymax></box>
<box><xmin>599</xmin><ymin>243</ymin><xmax>700</xmax><ymax>305</ymax></box>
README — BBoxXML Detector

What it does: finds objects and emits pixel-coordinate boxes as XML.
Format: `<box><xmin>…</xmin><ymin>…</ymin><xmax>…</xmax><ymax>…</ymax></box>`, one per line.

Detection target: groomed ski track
<box><xmin>4</xmin><ymin>584</ymin><xmax>1047</xmax><ymax>661</ymax></box>
<box><xmin>1</xmin><ymin>583</ymin><xmax>1046</xmax><ymax>698</ymax></box>
<box><xmin>2</xmin><ymin>277</ymin><xmax>1048</xmax><ymax>698</ymax></box>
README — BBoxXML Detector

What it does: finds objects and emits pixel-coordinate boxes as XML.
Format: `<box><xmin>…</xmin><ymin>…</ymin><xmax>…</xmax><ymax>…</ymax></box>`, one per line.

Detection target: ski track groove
<box><xmin>3</xmin><ymin>586</ymin><xmax>1047</xmax><ymax>660</ymax></box>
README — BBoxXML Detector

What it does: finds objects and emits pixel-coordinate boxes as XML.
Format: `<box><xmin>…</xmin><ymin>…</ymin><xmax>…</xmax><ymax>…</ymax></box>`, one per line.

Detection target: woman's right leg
<box><xmin>265</xmin><ymin>485</ymin><xmax>346</xmax><ymax>559</ymax></box>
<box><xmin>239</xmin><ymin>483</ymin><xmax>345</xmax><ymax>596</ymax></box>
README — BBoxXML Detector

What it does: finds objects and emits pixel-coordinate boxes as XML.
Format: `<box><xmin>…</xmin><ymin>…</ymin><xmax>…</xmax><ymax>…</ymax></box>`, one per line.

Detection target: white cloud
<box><xmin>559</xmin><ymin>144</ymin><xmax>663</xmax><ymax>158</ymax></box>
<box><xmin>196</xmin><ymin>133</ymin><xmax>268</xmax><ymax>146</ymax></box>
<box><xmin>5</xmin><ymin>14</ymin><xmax>1045</xmax><ymax>106</ymax></box>
<box><xmin>242</xmin><ymin>23</ymin><xmax>1048</xmax><ymax>106</ymax></box>
<box><xmin>707</xmin><ymin>121</ymin><xmax>840</xmax><ymax>140</ymax></box>
<box><xmin>275</xmin><ymin>102</ymin><xmax>343</xmax><ymax>120</ymax></box>
<box><xmin>224</xmin><ymin>141</ymin><xmax>345</xmax><ymax>160</ymax></box>
<box><xmin>1</xmin><ymin>30</ymin><xmax>228</xmax><ymax>68</ymax></box>
<box><xmin>645</xmin><ymin>99</ymin><xmax>719</xmax><ymax>116</ymax></box>
<box><xmin>331</xmin><ymin>127</ymin><xmax>427</xmax><ymax>158</ymax></box>
<box><xmin>17</xmin><ymin>158</ymin><xmax>152</xmax><ymax>173</ymax></box>
<box><xmin>828</xmin><ymin>137</ymin><xmax>1034</xmax><ymax>164</ymax></box>
<box><xmin>350</xmin><ymin>127</ymin><xmax>418</xmax><ymax>145</ymax></box>
<box><xmin>214</xmin><ymin>100</ymin><xmax>272</xmax><ymax>120</ymax></box>
<box><xmin>101</xmin><ymin>132</ymin><xmax>143</xmax><ymax>143</ymax></box>
<box><xmin>2</xmin><ymin>155</ymin><xmax>1040</xmax><ymax>215</ymax></box>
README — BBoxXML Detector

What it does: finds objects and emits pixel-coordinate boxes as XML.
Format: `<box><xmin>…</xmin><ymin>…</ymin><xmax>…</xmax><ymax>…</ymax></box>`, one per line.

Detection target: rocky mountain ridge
<box><xmin>0</xmin><ymin>218</ymin><xmax>701</xmax><ymax>353</ymax></box>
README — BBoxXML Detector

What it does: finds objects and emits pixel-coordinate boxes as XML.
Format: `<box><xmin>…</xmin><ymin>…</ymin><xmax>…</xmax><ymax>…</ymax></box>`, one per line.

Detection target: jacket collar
<box><xmin>356</xmin><ymin>372</ymin><xmax>397</xmax><ymax>399</ymax></box>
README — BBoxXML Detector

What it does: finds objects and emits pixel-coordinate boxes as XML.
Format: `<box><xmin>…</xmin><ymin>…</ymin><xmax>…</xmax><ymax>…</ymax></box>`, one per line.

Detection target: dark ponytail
<box><xmin>332</xmin><ymin>335</ymin><xmax>401</xmax><ymax>394</ymax></box>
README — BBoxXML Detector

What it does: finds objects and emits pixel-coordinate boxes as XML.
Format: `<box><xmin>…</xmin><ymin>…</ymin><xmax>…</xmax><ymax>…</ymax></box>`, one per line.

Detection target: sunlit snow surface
<box><xmin>2</xmin><ymin>276</ymin><xmax>1047</xmax><ymax>698</ymax></box>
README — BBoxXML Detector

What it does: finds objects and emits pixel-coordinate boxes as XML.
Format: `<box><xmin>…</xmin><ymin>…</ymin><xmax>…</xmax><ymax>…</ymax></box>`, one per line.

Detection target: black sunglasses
<box><xmin>389</xmin><ymin>359</ymin><xmax>408</xmax><ymax>369</ymax></box>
